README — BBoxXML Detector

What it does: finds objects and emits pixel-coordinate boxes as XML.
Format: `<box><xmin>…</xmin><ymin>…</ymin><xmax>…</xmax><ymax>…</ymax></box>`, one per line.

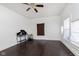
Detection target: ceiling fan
<box><xmin>23</xmin><ymin>3</ymin><xmax>44</xmax><ymax>13</ymax></box>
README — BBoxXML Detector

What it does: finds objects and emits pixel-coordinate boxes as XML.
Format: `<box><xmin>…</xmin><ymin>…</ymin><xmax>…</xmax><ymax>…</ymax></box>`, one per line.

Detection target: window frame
<box><xmin>62</xmin><ymin>15</ymin><xmax>79</xmax><ymax>47</ymax></box>
<box><xmin>63</xmin><ymin>17</ymin><xmax>71</xmax><ymax>41</ymax></box>
<box><xmin>70</xmin><ymin>19</ymin><xmax>79</xmax><ymax>47</ymax></box>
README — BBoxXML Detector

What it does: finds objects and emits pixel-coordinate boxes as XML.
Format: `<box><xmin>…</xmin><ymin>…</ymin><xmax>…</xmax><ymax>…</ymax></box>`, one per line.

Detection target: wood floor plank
<box><xmin>0</xmin><ymin>40</ymin><xmax>74</xmax><ymax>56</ymax></box>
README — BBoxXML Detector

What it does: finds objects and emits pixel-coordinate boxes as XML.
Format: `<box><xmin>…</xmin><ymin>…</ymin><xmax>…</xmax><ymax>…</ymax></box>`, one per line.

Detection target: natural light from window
<box><xmin>63</xmin><ymin>18</ymin><xmax>70</xmax><ymax>41</ymax></box>
<box><xmin>70</xmin><ymin>20</ymin><xmax>79</xmax><ymax>47</ymax></box>
<box><xmin>63</xmin><ymin>17</ymin><xmax>79</xmax><ymax>47</ymax></box>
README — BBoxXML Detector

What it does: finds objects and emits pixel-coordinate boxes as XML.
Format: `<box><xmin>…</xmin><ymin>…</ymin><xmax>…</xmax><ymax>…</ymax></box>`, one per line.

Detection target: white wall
<box><xmin>29</xmin><ymin>16</ymin><xmax>61</xmax><ymax>40</ymax></box>
<box><xmin>0</xmin><ymin>4</ymin><xmax>62</xmax><ymax>51</ymax></box>
<box><xmin>61</xmin><ymin>3</ymin><xmax>79</xmax><ymax>21</ymax></box>
<box><xmin>0</xmin><ymin>5</ymin><xmax>31</xmax><ymax>51</ymax></box>
<box><xmin>61</xmin><ymin>3</ymin><xmax>79</xmax><ymax>55</ymax></box>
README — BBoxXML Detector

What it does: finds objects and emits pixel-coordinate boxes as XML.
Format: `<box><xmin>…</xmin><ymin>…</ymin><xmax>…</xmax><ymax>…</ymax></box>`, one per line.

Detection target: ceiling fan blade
<box><xmin>34</xmin><ymin>8</ymin><xmax>38</xmax><ymax>13</ymax></box>
<box><xmin>23</xmin><ymin>3</ymin><xmax>29</xmax><ymax>5</ymax></box>
<box><xmin>26</xmin><ymin>8</ymin><xmax>31</xmax><ymax>11</ymax></box>
<box><xmin>36</xmin><ymin>5</ymin><xmax>44</xmax><ymax>7</ymax></box>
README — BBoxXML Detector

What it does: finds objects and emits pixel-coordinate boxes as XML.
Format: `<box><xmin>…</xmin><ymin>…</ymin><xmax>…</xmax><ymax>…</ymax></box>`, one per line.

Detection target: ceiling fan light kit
<box><xmin>23</xmin><ymin>3</ymin><xmax>44</xmax><ymax>13</ymax></box>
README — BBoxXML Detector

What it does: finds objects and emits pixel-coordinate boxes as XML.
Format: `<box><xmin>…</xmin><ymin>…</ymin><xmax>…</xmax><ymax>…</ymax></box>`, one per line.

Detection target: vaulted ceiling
<box><xmin>0</xmin><ymin>3</ymin><xmax>67</xmax><ymax>19</ymax></box>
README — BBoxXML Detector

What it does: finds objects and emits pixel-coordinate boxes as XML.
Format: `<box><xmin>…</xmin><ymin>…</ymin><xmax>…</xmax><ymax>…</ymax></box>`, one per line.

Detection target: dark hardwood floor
<box><xmin>0</xmin><ymin>40</ymin><xmax>74</xmax><ymax>56</ymax></box>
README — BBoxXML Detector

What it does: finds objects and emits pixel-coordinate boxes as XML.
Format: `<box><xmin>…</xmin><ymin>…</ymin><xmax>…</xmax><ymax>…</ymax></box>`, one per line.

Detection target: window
<box><xmin>63</xmin><ymin>18</ymin><xmax>70</xmax><ymax>40</ymax></box>
<box><xmin>70</xmin><ymin>20</ymin><xmax>79</xmax><ymax>47</ymax></box>
<box><xmin>63</xmin><ymin>17</ymin><xmax>79</xmax><ymax>47</ymax></box>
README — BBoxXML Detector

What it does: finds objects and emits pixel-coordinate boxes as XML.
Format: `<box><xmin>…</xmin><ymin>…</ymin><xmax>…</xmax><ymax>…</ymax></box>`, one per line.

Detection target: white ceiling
<box><xmin>0</xmin><ymin>3</ymin><xmax>67</xmax><ymax>19</ymax></box>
